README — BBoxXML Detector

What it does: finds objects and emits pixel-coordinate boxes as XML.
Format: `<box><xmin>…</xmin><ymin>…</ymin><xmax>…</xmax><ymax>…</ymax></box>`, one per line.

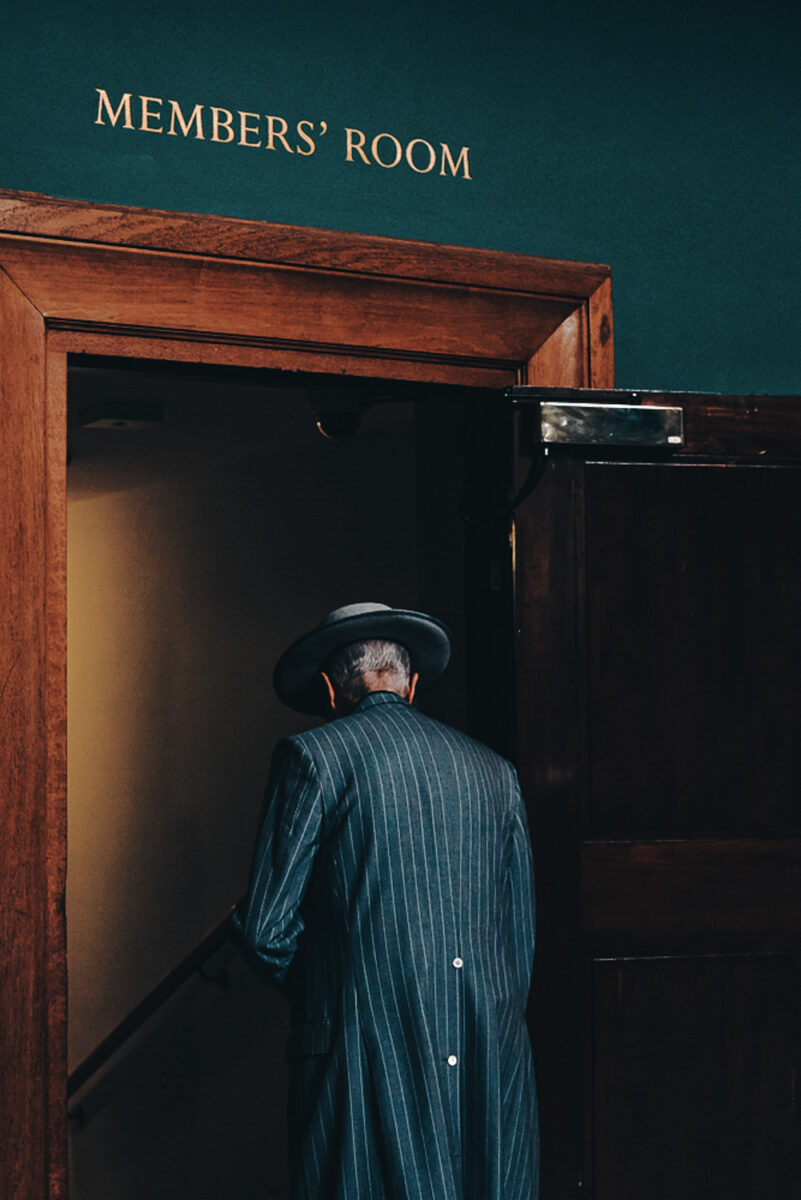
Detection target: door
<box><xmin>510</xmin><ymin>389</ymin><xmax>801</xmax><ymax>1197</ymax></box>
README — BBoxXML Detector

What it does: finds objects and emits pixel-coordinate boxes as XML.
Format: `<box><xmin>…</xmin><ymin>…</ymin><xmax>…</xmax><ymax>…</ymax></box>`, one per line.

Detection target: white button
<box><xmin>447</xmin><ymin>1055</ymin><xmax>458</xmax><ymax>1067</ymax></box>
<box><xmin>452</xmin><ymin>957</ymin><xmax>463</xmax><ymax>969</ymax></box>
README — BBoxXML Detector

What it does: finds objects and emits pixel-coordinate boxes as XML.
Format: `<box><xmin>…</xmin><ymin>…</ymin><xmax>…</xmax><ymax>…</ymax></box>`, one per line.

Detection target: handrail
<box><xmin>67</xmin><ymin>900</ymin><xmax>243</xmax><ymax>1098</ymax></box>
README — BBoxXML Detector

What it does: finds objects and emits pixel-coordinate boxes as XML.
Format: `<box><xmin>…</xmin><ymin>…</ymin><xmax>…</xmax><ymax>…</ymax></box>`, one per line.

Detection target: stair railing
<box><xmin>68</xmin><ymin>899</ymin><xmax>243</xmax><ymax>1099</ymax></box>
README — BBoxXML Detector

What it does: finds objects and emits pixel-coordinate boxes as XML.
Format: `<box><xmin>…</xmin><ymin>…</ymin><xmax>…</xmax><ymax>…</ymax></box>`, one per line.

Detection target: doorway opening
<box><xmin>65</xmin><ymin>356</ymin><xmax>496</xmax><ymax>1198</ymax></box>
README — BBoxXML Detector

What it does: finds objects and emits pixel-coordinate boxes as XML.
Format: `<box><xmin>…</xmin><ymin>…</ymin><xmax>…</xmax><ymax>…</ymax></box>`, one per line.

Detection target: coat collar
<box><xmin>354</xmin><ymin>690</ymin><xmax>409</xmax><ymax>713</ymax></box>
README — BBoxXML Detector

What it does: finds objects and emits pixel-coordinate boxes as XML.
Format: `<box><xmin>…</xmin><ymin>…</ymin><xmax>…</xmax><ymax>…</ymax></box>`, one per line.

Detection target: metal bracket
<box><xmin>539</xmin><ymin>402</ymin><xmax>684</xmax><ymax>448</ymax></box>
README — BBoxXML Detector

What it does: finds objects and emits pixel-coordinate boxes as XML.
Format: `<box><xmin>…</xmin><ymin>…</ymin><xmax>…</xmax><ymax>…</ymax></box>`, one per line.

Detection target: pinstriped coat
<box><xmin>235</xmin><ymin>690</ymin><xmax>539</xmax><ymax>1200</ymax></box>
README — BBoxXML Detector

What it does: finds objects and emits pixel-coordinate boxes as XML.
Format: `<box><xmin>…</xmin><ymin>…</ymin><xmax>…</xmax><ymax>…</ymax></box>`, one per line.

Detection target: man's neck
<box><xmin>334</xmin><ymin>688</ymin><xmax>403</xmax><ymax>717</ymax></box>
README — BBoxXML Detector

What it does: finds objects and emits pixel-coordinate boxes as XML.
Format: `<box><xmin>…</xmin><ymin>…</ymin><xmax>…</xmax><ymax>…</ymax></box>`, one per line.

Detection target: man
<box><xmin>234</xmin><ymin>602</ymin><xmax>539</xmax><ymax>1200</ymax></box>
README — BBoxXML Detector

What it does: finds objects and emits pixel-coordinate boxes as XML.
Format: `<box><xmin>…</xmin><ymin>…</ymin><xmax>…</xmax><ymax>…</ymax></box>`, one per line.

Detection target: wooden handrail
<box><xmin>67</xmin><ymin>901</ymin><xmax>242</xmax><ymax>1098</ymax></box>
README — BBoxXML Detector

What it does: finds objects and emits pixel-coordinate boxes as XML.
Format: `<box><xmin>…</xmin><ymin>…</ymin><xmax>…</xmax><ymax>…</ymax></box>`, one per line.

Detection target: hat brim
<box><xmin>273</xmin><ymin>608</ymin><xmax>452</xmax><ymax>715</ymax></box>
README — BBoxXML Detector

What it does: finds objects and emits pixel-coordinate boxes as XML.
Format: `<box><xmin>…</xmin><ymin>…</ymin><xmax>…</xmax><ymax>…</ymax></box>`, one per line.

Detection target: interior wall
<box><xmin>3</xmin><ymin>0</ymin><xmax>799</xmax><ymax>394</ymax></box>
<box><xmin>66</xmin><ymin>371</ymin><xmax>463</xmax><ymax>1197</ymax></box>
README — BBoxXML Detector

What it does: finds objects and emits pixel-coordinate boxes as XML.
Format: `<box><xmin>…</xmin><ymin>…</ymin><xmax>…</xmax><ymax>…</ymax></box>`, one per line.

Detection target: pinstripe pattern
<box><xmin>234</xmin><ymin>691</ymin><xmax>539</xmax><ymax>1199</ymax></box>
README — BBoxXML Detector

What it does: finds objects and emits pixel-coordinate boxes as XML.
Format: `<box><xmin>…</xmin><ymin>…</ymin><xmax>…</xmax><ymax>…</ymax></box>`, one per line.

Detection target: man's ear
<box><xmin>407</xmin><ymin>672</ymin><xmax>419</xmax><ymax>705</ymax></box>
<box><xmin>320</xmin><ymin>671</ymin><xmax>337</xmax><ymax>713</ymax></box>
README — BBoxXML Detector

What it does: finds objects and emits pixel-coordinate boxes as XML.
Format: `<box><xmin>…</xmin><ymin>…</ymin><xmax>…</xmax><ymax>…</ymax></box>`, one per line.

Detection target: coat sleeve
<box><xmin>232</xmin><ymin>737</ymin><xmax>323</xmax><ymax>991</ymax></box>
<box><xmin>505</xmin><ymin>767</ymin><xmax>537</xmax><ymax>1012</ymax></box>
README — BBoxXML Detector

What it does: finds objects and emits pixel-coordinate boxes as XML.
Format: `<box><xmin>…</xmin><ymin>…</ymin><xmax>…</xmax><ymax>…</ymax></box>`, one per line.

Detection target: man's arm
<box><xmin>506</xmin><ymin>769</ymin><xmax>537</xmax><ymax>1010</ymax></box>
<box><xmin>232</xmin><ymin>738</ymin><xmax>323</xmax><ymax>991</ymax></box>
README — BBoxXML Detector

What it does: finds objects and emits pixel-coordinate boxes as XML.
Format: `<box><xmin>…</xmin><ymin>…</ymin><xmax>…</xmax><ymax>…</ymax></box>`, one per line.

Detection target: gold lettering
<box><xmin>345</xmin><ymin>127</ymin><xmax>370</xmax><ymax>165</ymax></box>
<box><xmin>211</xmin><ymin>107</ymin><xmax>235</xmax><ymax>143</ymax></box>
<box><xmin>139</xmin><ymin>96</ymin><xmax>164</xmax><ymax>134</ymax></box>
<box><xmin>93</xmin><ymin>94</ymin><xmax>472</xmax><ymax>182</ymax></box>
<box><xmin>405</xmin><ymin>138</ymin><xmax>436</xmax><ymax>174</ymax></box>
<box><xmin>167</xmin><ymin>100</ymin><xmax>205</xmax><ymax>139</ymax></box>
<box><xmin>265</xmin><ymin>116</ymin><xmax>293</xmax><ymax>153</ymax></box>
<box><xmin>238</xmin><ymin>111</ymin><xmax>262</xmax><ymax>147</ymax></box>
<box><xmin>95</xmin><ymin>88</ymin><xmax>133</xmax><ymax>129</ymax></box>
<box><xmin>371</xmin><ymin>133</ymin><xmax>402</xmax><ymax>169</ymax></box>
<box><xmin>439</xmin><ymin>143</ymin><xmax>471</xmax><ymax>180</ymax></box>
<box><xmin>296</xmin><ymin>120</ymin><xmax>316</xmax><ymax>156</ymax></box>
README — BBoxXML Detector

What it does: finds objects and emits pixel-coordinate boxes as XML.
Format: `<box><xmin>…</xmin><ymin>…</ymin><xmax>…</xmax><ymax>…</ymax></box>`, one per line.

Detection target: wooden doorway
<box><xmin>0</xmin><ymin>192</ymin><xmax>611</xmax><ymax>1199</ymax></box>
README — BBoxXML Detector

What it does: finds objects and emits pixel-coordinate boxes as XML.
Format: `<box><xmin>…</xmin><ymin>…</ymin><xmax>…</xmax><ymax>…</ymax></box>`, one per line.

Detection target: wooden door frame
<box><xmin>0</xmin><ymin>188</ymin><xmax>612</xmax><ymax>1199</ymax></box>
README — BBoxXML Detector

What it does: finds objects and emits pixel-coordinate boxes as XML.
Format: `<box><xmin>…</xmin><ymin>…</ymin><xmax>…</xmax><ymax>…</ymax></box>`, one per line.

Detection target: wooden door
<box><xmin>510</xmin><ymin>389</ymin><xmax>801</xmax><ymax>1198</ymax></box>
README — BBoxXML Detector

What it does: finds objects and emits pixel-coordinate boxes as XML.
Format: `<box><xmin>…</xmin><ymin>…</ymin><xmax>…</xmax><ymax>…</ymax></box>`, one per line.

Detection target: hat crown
<box><xmin>321</xmin><ymin>602</ymin><xmax>391</xmax><ymax>627</ymax></box>
<box><xmin>274</xmin><ymin>601</ymin><xmax>452</xmax><ymax>715</ymax></box>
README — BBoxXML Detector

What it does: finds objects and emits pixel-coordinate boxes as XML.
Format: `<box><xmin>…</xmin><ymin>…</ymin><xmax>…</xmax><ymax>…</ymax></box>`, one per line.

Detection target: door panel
<box><xmin>585</xmin><ymin>461</ymin><xmax>801</xmax><ymax>837</ymax></box>
<box><xmin>511</xmin><ymin>389</ymin><xmax>801</xmax><ymax>1198</ymax></box>
<box><xmin>594</xmin><ymin>954</ymin><xmax>801</xmax><ymax>1199</ymax></box>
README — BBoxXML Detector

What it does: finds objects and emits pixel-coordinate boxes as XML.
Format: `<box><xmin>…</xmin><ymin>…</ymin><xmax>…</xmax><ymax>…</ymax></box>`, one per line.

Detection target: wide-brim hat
<box><xmin>273</xmin><ymin>601</ymin><xmax>452</xmax><ymax>715</ymax></box>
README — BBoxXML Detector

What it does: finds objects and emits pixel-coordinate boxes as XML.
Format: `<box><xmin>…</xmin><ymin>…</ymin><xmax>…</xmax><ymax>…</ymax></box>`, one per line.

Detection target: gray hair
<box><xmin>324</xmin><ymin>639</ymin><xmax>411</xmax><ymax>708</ymax></box>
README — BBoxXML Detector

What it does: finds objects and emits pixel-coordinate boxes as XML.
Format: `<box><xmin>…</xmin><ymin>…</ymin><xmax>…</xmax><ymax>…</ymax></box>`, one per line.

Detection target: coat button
<box><xmin>447</xmin><ymin>1055</ymin><xmax>458</xmax><ymax>1066</ymax></box>
<box><xmin>452</xmin><ymin>957</ymin><xmax>463</xmax><ymax>968</ymax></box>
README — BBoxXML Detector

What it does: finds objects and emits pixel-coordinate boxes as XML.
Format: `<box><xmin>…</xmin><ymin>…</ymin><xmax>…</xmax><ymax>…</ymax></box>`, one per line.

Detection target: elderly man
<box><xmin>234</xmin><ymin>602</ymin><xmax>539</xmax><ymax>1200</ymax></box>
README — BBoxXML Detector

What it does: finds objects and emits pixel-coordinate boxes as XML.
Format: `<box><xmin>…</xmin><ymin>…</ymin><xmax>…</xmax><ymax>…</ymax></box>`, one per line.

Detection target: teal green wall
<box><xmin>4</xmin><ymin>0</ymin><xmax>799</xmax><ymax>392</ymax></box>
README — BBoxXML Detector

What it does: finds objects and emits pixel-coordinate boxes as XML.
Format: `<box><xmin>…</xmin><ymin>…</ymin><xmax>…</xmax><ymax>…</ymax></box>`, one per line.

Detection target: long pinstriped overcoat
<box><xmin>234</xmin><ymin>690</ymin><xmax>539</xmax><ymax>1200</ymax></box>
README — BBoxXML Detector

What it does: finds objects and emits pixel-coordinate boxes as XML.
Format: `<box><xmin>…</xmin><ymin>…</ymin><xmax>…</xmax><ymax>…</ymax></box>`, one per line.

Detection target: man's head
<box><xmin>273</xmin><ymin>602</ymin><xmax>450</xmax><ymax>716</ymax></box>
<box><xmin>321</xmin><ymin>638</ymin><xmax>419</xmax><ymax>715</ymax></box>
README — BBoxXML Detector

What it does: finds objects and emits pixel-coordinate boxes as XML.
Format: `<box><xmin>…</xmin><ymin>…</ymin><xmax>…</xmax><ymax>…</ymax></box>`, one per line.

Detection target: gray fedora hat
<box><xmin>273</xmin><ymin>601</ymin><xmax>452</xmax><ymax>715</ymax></box>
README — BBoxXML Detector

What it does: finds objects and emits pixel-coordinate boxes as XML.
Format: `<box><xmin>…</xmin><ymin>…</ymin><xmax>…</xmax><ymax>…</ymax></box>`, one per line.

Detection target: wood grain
<box><xmin>594</xmin><ymin>954</ymin><xmax>801</xmax><ymax>1199</ymax></box>
<box><xmin>587</xmin><ymin>275</ymin><xmax>614</xmax><ymax>387</ymax></box>
<box><xmin>44</xmin><ymin>348</ymin><xmax>68</xmax><ymax>1200</ymax></box>
<box><xmin>582</xmin><ymin>839</ymin><xmax>801</xmax><ymax>937</ymax></box>
<box><xmin>584</xmin><ymin>460</ymin><xmax>801</xmax><ymax>837</ymax></box>
<box><xmin>513</xmin><ymin>453</ymin><xmax>590</xmax><ymax>1194</ymax></box>
<box><xmin>0</xmin><ymin>189</ymin><xmax>611</xmax><ymax>297</ymax></box>
<box><xmin>0</xmin><ymin>190</ymin><xmax>614</xmax><ymax>392</ymax></box>
<box><xmin>48</xmin><ymin>328</ymin><xmax>518</xmax><ymax>387</ymax></box>
<box><xmin>639</xmin><ymin>392</ymin><xmax>801</xmax><ymax>455</ymax></box>
<box><xmin>523</xmin><ymin>306</ymin><xmax>589</xmax><ymax>388</ymax></box>
<box><xmin>0</xmin><ymin>236</ymin><xmax>582</xmax><ymax>385</ymax></box>
<box><xmin>0</xmin><ymin>267</ymin><xmax>51</xmax><ymax>1199</ymax></box>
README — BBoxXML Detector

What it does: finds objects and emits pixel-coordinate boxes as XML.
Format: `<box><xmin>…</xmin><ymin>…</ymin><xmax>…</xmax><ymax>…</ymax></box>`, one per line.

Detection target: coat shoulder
<box><xmin>288</xmin><ymin>703</ymin><xmax>519</xmax><ymax>795</ymax></box>
<box><xmin>412</xmin><ymin>707</ymin><xmax>518</xmax><ymax>777</ymax></box>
